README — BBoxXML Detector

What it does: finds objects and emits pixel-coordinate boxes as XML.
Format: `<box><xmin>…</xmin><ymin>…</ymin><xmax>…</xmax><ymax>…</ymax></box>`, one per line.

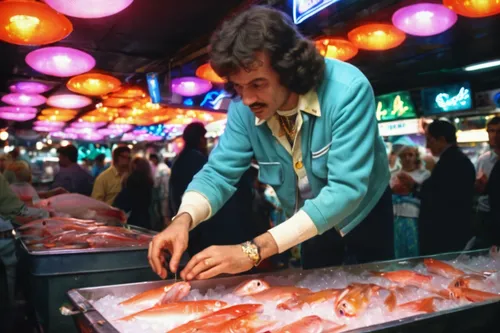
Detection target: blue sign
<box><xmin>200</xmin><ymin>90</ymin><xmax>230</xmax><ymax>109</ymax></box>
<box><xmin>421</xmin><ymin>82</ymin><xmax>472</xmax><ymax>115</ymax></box>
<box><xmin>146</xmin><ymin>72</ymin><xmax>161</xmax><ymax>104</ymax></box>
<box><xmin>293</xmin><ymin>0</ymin><xmax>340</xmax><ymax>24</ymax></box>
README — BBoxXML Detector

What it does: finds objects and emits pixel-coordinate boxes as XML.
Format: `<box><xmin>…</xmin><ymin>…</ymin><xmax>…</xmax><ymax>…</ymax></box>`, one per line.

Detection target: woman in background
<box><xmin>391</xmin><ymin>146</ymin><xmax>430</xmax><ymax>258</ymax></box>
<box><xmin>113</xmin><ymin>157</ymin><xmax>154</xmax><ymax>230</ymax></box>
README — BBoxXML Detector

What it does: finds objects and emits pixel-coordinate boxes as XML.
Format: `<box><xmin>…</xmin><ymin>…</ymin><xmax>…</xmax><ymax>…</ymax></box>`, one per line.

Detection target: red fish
<box><xmin>371</xmin><ymin>270</ymin><xmax>433</xmax><ymax>288</ymax></box>
<box><xmin>335</xmin><ymin>284</ymin><xmax>373</xmax><ymax>317</ymax></box>
<box><xmin>201</xmin><ymin>312</ymin><xmax>276</xmax><ymax>333</ymax></box>
<box><xmin>119</xmin><ymin>282</ymin><xmax>191</xmax><ymax>308</ymax></box>
<box><xmin>449</xmin><ymin>287</ymin><xmax>500</xmax><ymax>303</ymax></box>
<box><xmin>424</xmin><ymin>258</ymin><xmax>465</xmax><ymax>279</ymax></box>
<box><xmin>277</xmin><ymin>289</ymin><xmax>343</xmax><ymax>311</ymax></box>
<box><xmin>397</xmin><ymin>297</ymin><xmax>437</xmax><ymax>313</ymax></box>
<box><xmin>248</xmin><ymin>286</ymin><xmax>311</xmax><ymax>303</ymax></box>
<box><xmin>448</xmin><ymin>274</ymin><xmax>487</xmax><ymax>289</ymax></box>
<box><xmin>36</xmin><ymin>193</ymin><xmax>126</xmax><ymax>224</ymax></box>
<box><xmin>233</xmin><ymin>279</ymin><xmax>271</xmax><ymax>296</ymax></box>
<box><xmin>271</xmin><ymin>315</ymin><xmax>345</xmax><ymax>333</ymax></box>
<box><xmin>118</xmin><ymin>300</ymin><xmax>227</xmax><ymax>322</ymax></box>
<box><xmin>167</xmin><ymin>304</ymin><xmax>263</xmax><ymax>333</ymax></box>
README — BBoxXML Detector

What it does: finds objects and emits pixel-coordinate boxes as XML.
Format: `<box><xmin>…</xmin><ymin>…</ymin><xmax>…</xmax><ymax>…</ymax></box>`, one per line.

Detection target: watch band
<box><xmin>241</xmin><ymin>240</ymin><xmax>262</xmax><ymax>267</ymax></box>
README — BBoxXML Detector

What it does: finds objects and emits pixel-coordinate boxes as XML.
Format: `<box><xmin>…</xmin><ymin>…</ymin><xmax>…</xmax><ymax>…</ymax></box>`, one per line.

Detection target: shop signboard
<box><xmin>375</xmin><ymin>91</ymin><xmax>417</xmax><ymax>122</ymax></box>
<box><xmin>378</xmin><ymin>118</ymin><xmax>420</xmax><ymax>137</ymax></box>
<box><xmin>293</xmin><ymin>0</ymin><xmax>341</xmax><ymax>24</ymax></box>
<box><xmin>421</xmin><ymin>82</ymin><xmax>472</xmax><ymax>115</ymax></box>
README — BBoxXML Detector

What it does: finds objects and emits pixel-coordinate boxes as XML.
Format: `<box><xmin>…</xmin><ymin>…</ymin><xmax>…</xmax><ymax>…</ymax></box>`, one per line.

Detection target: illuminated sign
<box><xmin>375</xmin><ymin>91</ymin><xmax>417</xmax><ymax>122</ymax></box>
<box><xmin>421</xmin><ymin>82</ymin><xmax>472</xmax><ymax>115</ymax></box>
<box><xmin>146</xmin><ymin>72</ymin><xmax>161</xmax><ymax>104</ymax></box>
<box><xmin>378</xmin><ymin>119</ymin><xmax>420</xmax><ymax>137</ymax></box>
<box><xmin>293</xmin><ymin>0</ymin><xmax>340</xmax><ymax>24</ymax></box>
<box><xmin>200</xmin><ymin>90</ymin><xmax>231</xmax><ymax>110</ymax></box>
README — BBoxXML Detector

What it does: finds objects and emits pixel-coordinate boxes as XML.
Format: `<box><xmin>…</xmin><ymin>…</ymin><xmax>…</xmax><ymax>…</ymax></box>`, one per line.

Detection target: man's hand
<box><xmin>475</xmin><ymin>174</ymin><xmax>488</xmax><ymax>194</ymax></box>
<box><xmin>180</xmin><ymin>232</ymin><xmax>279</xmax><ymax>281</ymax></box>
<box><xmin>148</xmin><ymin>213</ymin><xmax>191</xmax><ymax>279</ymax></box>
<box><xmin>180</xmin><ymin>245</ymin><xmax>254</xmax><ymax>281</ymax></box>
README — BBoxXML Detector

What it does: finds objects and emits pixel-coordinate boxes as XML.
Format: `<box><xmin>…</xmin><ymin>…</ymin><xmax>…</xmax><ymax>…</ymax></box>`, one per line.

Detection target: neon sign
<box><xmin>378</xmin><ymin>119</ymin><xmax>420</xmax><ymax>137</ymax></box>
<box><xmin>422</xmin><ymin>82</ymin><xmax>472</xmax><ymax>115</ymax></box>
<box><xmin>293</xmin><ymin>0</ymin><xmax>341</xmax><ymax>24</ymax></box>
<box><xmin>435</xmin><ymin>87</ymin><xmax>470</xmax><ymax>110</ymax></box>
<box><xmin>200</xmin><ymin>90</ymin><xmax>230</xmax><ymax>109</ymax></box>
<box><xmin>146</xmin><ymin>72</ymin><xmax>161</xmax><ymax>104</ymax></box>
<box><xmin>375</xmin><ymin>91</ymin><xmax>416</xmax><ymax>122</ymax></box>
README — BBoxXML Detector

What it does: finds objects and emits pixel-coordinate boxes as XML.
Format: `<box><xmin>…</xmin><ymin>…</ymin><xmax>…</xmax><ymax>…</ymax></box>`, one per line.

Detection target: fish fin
<box><xmin>384</xmin><ymin>291</ymin><xmax>397</xmax><ymax>312</ymax></box>
<box><xmin>418</xmin><ymin>298</ymin><xmax>436</xmax><ymax>313</ymax></box>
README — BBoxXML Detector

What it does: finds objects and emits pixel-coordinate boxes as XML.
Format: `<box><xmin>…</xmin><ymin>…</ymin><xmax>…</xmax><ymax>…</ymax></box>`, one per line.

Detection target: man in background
<box><xmin>474</xmin><ymin>117</ymin><xmax>500</xmax><ymax>246</ymax></box>
<box><xmin>400</xmin><ymin>120</ymin><xmax>475</xmax><ymax>255</ymax></box>
<box><xmin>52</xmin><ymin>145</ymin><xmax>93</xmax><ymax>196</ymax></box>
<box><xmin>92</xmin><ymin>153</ymin><xmax>108</xmax><ymax>179</ymax></box>
<box><xmin>149</xmin><ymin>153</ymin><xmax>170</xmax><ymax>228</ymax></box>
<box><xmin>487</xmin><ymin>126</ymin><xmax>500</xmax><ymax>246</ymax></box>
<box><xmin>92</xmin><ymin>146</ymin><xmax>131</xmax><ymax>205</ymax></box>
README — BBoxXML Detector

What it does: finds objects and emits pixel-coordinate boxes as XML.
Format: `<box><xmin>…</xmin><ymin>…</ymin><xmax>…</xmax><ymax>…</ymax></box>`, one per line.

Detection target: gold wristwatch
<box><xmin>241</xmin><ymin>241</ymin><xmax>262</xmax><ymax>267</ymax></box>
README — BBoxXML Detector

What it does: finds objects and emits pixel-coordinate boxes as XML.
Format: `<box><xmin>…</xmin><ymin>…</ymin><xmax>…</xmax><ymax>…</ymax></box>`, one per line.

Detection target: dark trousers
<box><xmin>301</xmin><ymin>187</ymin><xmax>394</xmax><ymax>269</ymax></box>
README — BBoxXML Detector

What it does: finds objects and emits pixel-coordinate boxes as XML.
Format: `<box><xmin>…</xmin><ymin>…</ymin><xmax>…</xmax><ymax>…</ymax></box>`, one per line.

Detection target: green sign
<box><xmin>375</xmin><ymin>91</ymin><xmax>417</xmax><ymax>122</ymax></box>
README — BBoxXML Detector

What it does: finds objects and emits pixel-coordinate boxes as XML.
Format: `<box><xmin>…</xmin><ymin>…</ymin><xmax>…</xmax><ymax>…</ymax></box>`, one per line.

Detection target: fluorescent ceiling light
<box><xmin>464</xmin><ymin>60</ymin><xmax>500</xmax><ymax>72</ymax></box>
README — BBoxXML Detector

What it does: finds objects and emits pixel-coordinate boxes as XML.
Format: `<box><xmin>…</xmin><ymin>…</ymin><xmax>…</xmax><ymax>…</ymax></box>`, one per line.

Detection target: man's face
<box><xmin>150</xmin><ymin>157</ymin><xmax>158</xmax><ymax>166</ymax></box>
<box><xmin>425</xmin><ymin>129</ymin><xmax>441</xmax><ymax>157</ymax></box>
<box><xmin>229</xmin><ymin>52</ymin><xmax>291</xmax><ymax>121</ymax></box>
<box><xmin>487</xmin><ymin>123</ymin><xmax>500</xmax><ymax>149</ymax></box>
<box><xmin>116</xmin><ymin>151</ymin><xmax>131</xmax><ymax>171</ymax></box>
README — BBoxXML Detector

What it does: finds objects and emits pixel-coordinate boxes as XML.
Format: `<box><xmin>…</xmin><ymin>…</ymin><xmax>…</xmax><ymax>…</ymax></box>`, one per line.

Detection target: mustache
<box><xmin>250</xmin><ymin>103</ymin><xmax>266</xmax><ymax>109</ymax></box>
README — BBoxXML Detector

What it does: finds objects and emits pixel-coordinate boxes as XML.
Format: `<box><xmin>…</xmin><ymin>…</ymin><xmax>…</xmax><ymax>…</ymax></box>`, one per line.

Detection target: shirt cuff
<box><xmin>177</xmin><ymin>191</ymin><xmax>212</xmax><ymax>230</ymax></box>
<box><xmin>267</xmin><ymin>210</ymin><xmax>318</xmax><ymax>253</ymax></box>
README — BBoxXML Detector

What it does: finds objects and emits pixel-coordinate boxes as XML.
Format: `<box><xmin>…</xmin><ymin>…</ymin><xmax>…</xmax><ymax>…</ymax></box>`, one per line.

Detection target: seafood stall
<box><xmin>15</xmin><ymin>194</ymin><xmax>162</xmax><ymax>333</ymax></box>
<box><xmin>66</xmin><ymin>248</ymin><xmax>500</xmax><ymax>333</ymax></box>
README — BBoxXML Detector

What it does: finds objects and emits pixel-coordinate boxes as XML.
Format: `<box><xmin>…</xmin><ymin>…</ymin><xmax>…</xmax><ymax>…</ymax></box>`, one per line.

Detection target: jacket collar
<box><xmin>255</xmin><ymin>90</ymin><xmax>321</xmax><ymax>126</ymax></box>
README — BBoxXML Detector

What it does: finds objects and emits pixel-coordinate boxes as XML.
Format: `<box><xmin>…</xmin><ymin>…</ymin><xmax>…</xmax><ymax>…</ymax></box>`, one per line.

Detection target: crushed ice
<box><xmin>91</xmin><ymin>253</ymin><xmax>500</xmax><ymax>332</ymax></box>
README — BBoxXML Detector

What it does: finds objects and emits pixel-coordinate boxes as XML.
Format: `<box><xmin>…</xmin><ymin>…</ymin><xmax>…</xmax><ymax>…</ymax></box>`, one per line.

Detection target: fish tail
<box><xmin>418</xmin><ymin>298</ymin><xmax>436</xmax><ymax>313</ymax></box>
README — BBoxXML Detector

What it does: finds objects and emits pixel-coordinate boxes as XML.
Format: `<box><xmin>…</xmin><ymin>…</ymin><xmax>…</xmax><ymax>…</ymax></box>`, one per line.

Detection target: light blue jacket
<box><xmin>187</xmin><ymin>58</ymin><xmax>390</xmax><ymax>236</ymax></box>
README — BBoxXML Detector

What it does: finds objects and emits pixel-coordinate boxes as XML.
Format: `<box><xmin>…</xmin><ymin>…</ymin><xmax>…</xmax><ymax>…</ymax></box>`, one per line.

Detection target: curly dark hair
<box><xmin>209</xmin><ymin>6</ymin><xmax>325</xmax><ymax>95</ymax></box>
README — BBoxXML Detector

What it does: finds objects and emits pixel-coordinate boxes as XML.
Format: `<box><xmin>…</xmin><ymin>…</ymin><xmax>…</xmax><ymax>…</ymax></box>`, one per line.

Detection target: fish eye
<box><xmin>257</xmin><ymin>281</ymin><xmax>261</xmax><ymax>286</ymax></box>
<box><xmin>339</xmin><ymin>309</ymin><xmax>344</xmax><ymax>316</ymax></box>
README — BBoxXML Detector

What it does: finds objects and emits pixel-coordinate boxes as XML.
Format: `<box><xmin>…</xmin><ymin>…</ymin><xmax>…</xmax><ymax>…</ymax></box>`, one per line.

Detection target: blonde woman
<box><xmin>391</xmin><ymin>146</ymin><xmax>430</xmax><ymax>258</ymax></box>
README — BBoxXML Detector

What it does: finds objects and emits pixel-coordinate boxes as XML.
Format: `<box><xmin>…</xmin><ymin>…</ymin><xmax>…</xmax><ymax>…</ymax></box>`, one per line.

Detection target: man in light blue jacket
<box><xmin>149</xmin><ymin>6</ymin><xmax>393</xmax><ymax>280</ymax></box>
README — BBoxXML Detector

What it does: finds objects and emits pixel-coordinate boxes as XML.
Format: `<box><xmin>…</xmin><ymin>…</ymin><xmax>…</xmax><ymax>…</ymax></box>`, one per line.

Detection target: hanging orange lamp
<box><xmin>67</xmin><ymin>73</ymin><xmax>121</xmax><ymax>96</ymax></box>
<box><xmin>111</xmin><ymin>86</ymin><xmax>146</xmax><ymax>98</ymax></box>
<box><xmin>80</xmin><ymin>113</ymin><xmax>113</xmax><ymax>123</ymax></box>
<box><xmin>315</xmin><ymin>38</ymin><xmax>359</xmax><ymax>62</ymax></box>
<box><xmin>195</xmin><ymin>63</ymin><xmax>226</xmax><ymax>84</ymax></box>
<box><xmin>38</xmin><ymin>108</ymin><xmax>77</xmax><ymax>122</ymax></box>
<box><xmin>348</xmin><ymin>23</ymin><xmax>406</xmax><ymax>51</ymax></box>
<box><xmin>443</xmin><ymin>0</ymin><xmax>500</xmax><ymax>18</ymax></box>
<box><xmin>0</xmin><ymin>0</ymin><xmax>72</xmax><ymax>46</ymax></box>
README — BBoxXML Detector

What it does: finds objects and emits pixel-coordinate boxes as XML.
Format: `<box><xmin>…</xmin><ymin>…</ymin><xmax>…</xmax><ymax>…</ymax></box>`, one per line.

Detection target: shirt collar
<box><xmin>255</xmin><ymin>90</ymin><xmax>321</xmax><ymax>126</ymax></box>
<box><xmin>110</xmin><ymin>165</ymin><xmax>120</xmax><ymax>177</ymax></box>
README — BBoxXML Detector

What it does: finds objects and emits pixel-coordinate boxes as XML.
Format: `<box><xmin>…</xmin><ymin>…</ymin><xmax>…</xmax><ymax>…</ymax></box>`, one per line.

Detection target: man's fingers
<box><xmin>169</xmin><ymin>242</ymin><xmax>185</xmax><ymax>274</ymax></box>
<box><xmin>181</xmin><ymin>252</ymin><xmax>208</xmax><ymax>280</ymax></box>
<box><xmin>150</xmin><ymin>237</ymin><xmax>167</xmax><ymax>277</ymax></box>
<box><xmin>195</xmin><ymin>264</ymin><xmax>224</xmax><ymax>280</ymax></box>
<box><xmin>186</xmin><ymin>257</ymin><xmax>219</xmax><ymax>281</ymax></box>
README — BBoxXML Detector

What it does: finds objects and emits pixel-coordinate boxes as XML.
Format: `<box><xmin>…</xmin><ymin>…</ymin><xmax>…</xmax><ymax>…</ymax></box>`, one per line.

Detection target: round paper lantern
<box><xmin>67</xmin><ymin>73</ymin><xmax>121</xmax><ymax>96</ymax></box>
<box><xmin>9</xmin><ymin>81</ymin><xmax>51</xmax><ymax>94</ymax></box>
<box><xmin>315</xmin><ymin>38</ymin><xmax>358</xmax><ymax>61</ymax></box>
<box><xmin>0</xmin><ymin>106</ymin><xmax>37</xmax><ymax>113</ymax></box>
<box><xmin>111</xmin><ymin>86</ymin><xmax>145</xmax><ymax>98</ymax></box>
<box><xmin>102</xmin><ymin>97</ymin><xmax>133</xmax><ymax>107</ymax></box>
<box><xmin>108</xmin><ymin>123</ymin><xmax>133</xmax><ymax>131</ymax></box>
<box><xmin>196</xmin><ymin>63</ymin><xmax>225</xmax><ymax>84</ymax></box>
<box><xmin>348</xmin><ymin>24</ymin><xmax>406</xmax><ymax>51</ymax></box>
<box><xmin>0</xmin><ymin>0</ymin><xmax>72</xmax><ymax>46</ymax></box>
<box><xmin>50</xmin><ymin>131</ymin><xmax>77</xmax><ymax>140</ymax></box>
<box><xmin>79</xmin><ymin>132</ymin><xmax>105</xmax><ymax>141</ymax></box>
<box><xmin>34</xmin><ymin>126</ymin><xmax>59</xmax><ymax>132</ymax></box>
<box><xmin>443</xmin><ymin>0</ymin><xmax>500</xmax><ymax>18</ymax></box>
<box><xmin>71</xmin><ymin>120</ymin><xmax>106</xmax><ymax>129</ymax></box>
<box><xmin>39</xmin><ymin>108</ymin><xmax>78</xmax><ymax>122</ymax></box>
<box><xmin>81</xmin><ymin>113</ymin><xmax>114</xmax><ymax>123</ymax></box>
<box><xmin>26</xmin><ymin>47</ymin><xmax>96</xmax><ymax>77</ymax></box>
<box><xmin>392</xmin><ymin>3</ymin><xmax>457</xmax><ymax>37</ymax></box>
<box><xmin>47</xmin><ymin>94</ymin><xmax>92</xmax><ymax>109</ymax></box>
<box><xmin>97</xmin><ymin>128</ymin><xmax>125</xmax><ymax>136</ymax></box>
<box><xmin>44</xmin><ymin>0</ymin><xmax>134</xmax><ymax>19</ymax></box>
<box><xmin>0</xmin><ymin>111</ymin><xmax>36</xmax><ymax>121</ymax></box>
<box><xmin>2</xmin><ymin>93</ymin><xmax>46</xmax><ymax>106</ymax></box>
<box><xmin>171</xmin><ymin>77</ymin><xmax>212</xmax><ymax>97</ymax></box>
<box><xmin>34</xmin><ymin>120</ymin><xmax>65</xmax><ymax>128</ymax></box>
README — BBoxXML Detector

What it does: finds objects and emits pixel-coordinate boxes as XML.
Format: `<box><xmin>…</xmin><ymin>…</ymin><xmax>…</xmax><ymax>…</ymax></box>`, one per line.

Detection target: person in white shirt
<box><xmin>149</xmin><ymin>153</ymin><xmax>171</xmax><ymax>228</ymax></box>
<box><xmin>391</xmin><ymin>145</ymin><xmax>430</xmax><ymax>258</ymax></box>
<box><xmin>474</xmin><ymin>116</ymin><xmax>500</xmax><ymax>246</ymax></box>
